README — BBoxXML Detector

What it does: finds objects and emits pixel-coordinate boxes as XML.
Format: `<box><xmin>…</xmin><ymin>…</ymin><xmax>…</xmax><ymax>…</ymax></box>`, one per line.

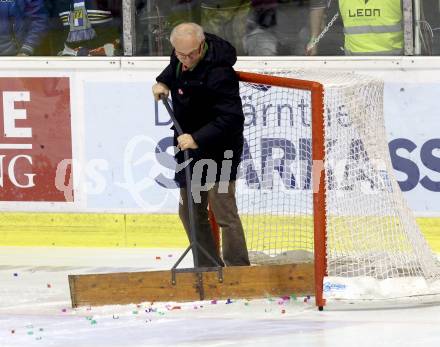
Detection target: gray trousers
<box><xmin>179</xmin><ymin>181</ymin><xmax>250</xmax><ymax>267</ymax></box>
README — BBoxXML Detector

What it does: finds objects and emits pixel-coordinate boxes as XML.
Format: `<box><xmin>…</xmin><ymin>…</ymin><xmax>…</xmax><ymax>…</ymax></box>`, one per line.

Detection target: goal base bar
<box><xmin>68</xmin><ymin>263</ymin><xmax>314</xmax><ymax>308</ymax></box>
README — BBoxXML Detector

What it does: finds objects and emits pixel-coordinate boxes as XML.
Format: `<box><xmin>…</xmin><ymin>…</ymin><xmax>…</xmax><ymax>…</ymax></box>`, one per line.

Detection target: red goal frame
<box><xmin>209</xmin><ymin>71</ymin><xmax>327</xmax><ymax>309</ymax></box>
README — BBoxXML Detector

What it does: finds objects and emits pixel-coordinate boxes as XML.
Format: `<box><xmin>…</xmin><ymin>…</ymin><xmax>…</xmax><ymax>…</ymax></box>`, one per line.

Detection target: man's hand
<box><xmin>177</xmin><ymin>134</ymin><xmax>198</xmax><ymax>151</ymax></box>
<box><xmin>152</xmin><ymin>82</ymin><xmax>170</xmax><ymax>101</ymax></box>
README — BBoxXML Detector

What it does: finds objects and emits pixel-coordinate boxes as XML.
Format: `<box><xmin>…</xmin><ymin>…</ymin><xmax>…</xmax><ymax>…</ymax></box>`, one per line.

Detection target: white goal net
<box><xmin>236</xmin><ymin>70</ymin><xmax>440</xmax><ymax>302</ymax></box>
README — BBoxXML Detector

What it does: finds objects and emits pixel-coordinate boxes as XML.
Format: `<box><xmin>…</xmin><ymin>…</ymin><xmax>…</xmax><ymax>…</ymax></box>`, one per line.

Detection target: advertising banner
<box><xmin>0</xmin><ymin>62</ymin><xmax>438</xmax><ymax>215</ymax></box>
<box><xmin>0</xmin><ymin>77</ymin><xmax>72</xmax><ymax>202</ymax></box>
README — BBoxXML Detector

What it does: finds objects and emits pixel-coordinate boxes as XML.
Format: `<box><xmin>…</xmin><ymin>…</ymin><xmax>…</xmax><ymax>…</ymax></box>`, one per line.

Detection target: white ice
<box><xmin>1</xmin><ymin>247</ymin><xmax>439</xmax><ymax>347</ymax></box>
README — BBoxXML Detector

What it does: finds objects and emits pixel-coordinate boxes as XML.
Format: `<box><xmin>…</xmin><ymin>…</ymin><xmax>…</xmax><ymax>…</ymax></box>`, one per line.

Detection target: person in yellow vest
<box><xmin>306</xmin><ymin>0</ymin><xmax>403</xmax><ymax>55</ymax></box>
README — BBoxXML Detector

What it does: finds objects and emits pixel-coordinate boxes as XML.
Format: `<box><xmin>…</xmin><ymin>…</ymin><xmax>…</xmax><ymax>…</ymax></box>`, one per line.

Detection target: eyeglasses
<box><xmin>174</xmin><ymin>41</ymin><xmax>203</xmax><ymax>60</ymax></box>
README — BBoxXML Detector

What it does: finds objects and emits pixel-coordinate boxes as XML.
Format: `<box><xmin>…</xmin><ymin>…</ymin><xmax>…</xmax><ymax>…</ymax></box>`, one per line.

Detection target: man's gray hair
<box><xmin>170</xmin><ymin>23</ymin><xmax>205</xmax><ymax>46</ymax></box>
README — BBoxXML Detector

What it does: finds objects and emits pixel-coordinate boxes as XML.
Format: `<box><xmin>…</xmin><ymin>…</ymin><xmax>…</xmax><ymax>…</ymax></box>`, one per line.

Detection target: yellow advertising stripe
<box><xmin>416</xmin><ymin>218</ymin><xmax>440</xmax><ymax>252</ymax></box>
<box><xmin>0</xmin><ymin>213</ymin><xmax>187</xmax><ymax>248</ymax></box>
<box><xmin>0</xmin><ymin>213</ymin><xmax>439</xmax><ymax>252</ymax></box>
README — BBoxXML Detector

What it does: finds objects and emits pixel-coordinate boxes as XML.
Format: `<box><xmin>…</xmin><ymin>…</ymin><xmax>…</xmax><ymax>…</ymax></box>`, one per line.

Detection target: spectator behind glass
<box><xmin>200</xmin><ymin>0</ymin><xmax>250</xmax><ymax>56</ymax></box>
<box><xmin>244</xmin><ymin>0</ymin><xmax>278</xmax><ymax>55</ymax></box>
<box><xmin>306</xmin><ymin>0</ymin><xmax>403</xmax><ymax>56</ymax></box>
<box><xmin>0</xmin><ymin>0</ymin><xmax>48</xmax><ymax>56</ymax></box>
<box><xmin>52</xmin><ymin>0</ymin><xmax>121</xmax><ymax>56</ymax></box>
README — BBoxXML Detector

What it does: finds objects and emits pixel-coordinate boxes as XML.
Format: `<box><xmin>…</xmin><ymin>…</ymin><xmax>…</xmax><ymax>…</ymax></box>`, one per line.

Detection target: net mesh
<box><xmin>236</xmin><ymin>70</ymin><xmax>440</xmax><ymax>299</ymax></box>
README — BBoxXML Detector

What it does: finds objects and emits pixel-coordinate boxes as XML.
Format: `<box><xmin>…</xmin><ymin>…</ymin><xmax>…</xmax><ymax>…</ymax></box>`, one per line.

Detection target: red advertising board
<box><xmin>0</xmin><ymin>77</ymin><xmax>72</xmax><ymax>201</ymax></box>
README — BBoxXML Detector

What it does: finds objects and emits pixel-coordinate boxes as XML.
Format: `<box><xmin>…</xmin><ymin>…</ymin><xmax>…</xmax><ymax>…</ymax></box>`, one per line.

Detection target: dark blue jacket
<box><xmin>0</xmin><ymin>0</ymin><xmax>48</xmax><ymax>55</ymax></box>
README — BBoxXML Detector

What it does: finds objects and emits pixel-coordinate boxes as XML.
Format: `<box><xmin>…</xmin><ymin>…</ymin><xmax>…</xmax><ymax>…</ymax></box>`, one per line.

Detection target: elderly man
<box><xmin>152</xmin><ymin>23</ymin><xmax>250</xmax><ymax>268</ymax></box>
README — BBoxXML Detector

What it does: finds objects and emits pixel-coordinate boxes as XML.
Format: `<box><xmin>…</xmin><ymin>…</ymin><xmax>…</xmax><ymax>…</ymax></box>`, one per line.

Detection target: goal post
<box><xmin>210</xmin><ymin>69</ymin><xmax>440</xmax><ymax>309</ymax></box>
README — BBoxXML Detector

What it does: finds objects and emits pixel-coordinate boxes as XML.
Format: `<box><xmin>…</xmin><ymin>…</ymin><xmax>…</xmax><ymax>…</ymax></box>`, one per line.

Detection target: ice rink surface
<box><xmin>1</xmin><ymin>247</ymin><xmax>440</xmax><ymax>347</ymax></box>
